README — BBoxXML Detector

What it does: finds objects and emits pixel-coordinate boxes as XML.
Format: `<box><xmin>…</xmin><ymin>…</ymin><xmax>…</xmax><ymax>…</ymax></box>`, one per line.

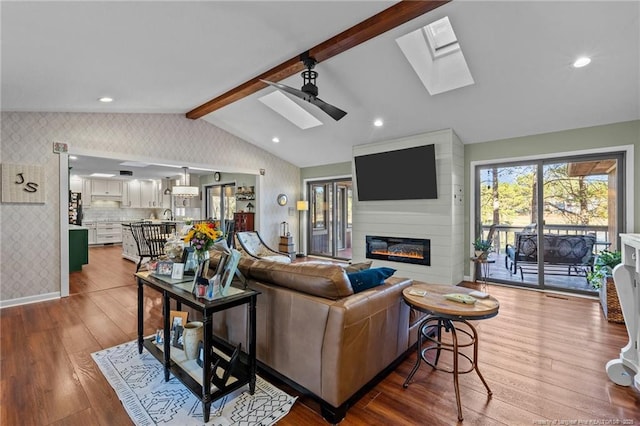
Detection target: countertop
<box><xmin>69</xmin><ymin>224</ymin><xmax>89</xmax><ymax>230</ymax></box>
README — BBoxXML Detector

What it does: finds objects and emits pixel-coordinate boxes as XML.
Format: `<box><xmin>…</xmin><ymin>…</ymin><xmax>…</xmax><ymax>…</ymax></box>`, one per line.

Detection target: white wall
<box><xmin>352</xmin><ymin>129</ymin><xmax>464</xmax><ymax>285</ymax></box>
<box><xmin>0</xmin><ymin>112</ymin><xmax>299</xmax><ymax>304</ymax></box>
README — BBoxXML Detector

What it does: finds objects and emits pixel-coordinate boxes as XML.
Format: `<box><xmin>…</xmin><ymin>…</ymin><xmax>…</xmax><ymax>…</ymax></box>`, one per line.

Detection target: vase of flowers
<box><xmin>183</xmin><ymin>221</ymin><xmax>223</xmax><ymax>263</ymax></box>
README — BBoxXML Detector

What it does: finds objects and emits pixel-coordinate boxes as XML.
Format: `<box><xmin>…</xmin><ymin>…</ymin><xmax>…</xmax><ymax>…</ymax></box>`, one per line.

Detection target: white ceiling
<box><xmin>2</xmin><ymin>1</ymin><xmax>639</xmax><ymax>170</ymax></box>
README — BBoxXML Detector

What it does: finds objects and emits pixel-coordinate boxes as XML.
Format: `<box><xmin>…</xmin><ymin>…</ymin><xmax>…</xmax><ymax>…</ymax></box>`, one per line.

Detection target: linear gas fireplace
<box><xmin>365</xmin><ymin>235</ymin><xmax>431</xmax><ymax>266</ymax></box>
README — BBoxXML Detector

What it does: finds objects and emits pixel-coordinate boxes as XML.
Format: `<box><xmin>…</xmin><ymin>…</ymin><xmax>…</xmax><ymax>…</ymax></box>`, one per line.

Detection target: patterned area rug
<box><xmin>92</xmin><ymin>340</ymin><xmax>296</xmax><ymax>425</ymax></box>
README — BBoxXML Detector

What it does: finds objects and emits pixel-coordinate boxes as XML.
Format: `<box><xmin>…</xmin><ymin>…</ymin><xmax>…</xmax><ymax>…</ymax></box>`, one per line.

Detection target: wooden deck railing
<box><xmin>480</xmin><ymin>224</ymin><xmax>610</xmax><ymax>256</ymax></box>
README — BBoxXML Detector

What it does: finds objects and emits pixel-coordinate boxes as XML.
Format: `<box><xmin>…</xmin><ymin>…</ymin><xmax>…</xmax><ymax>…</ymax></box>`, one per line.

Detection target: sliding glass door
<box><xmin>475</xmin><ymin>152</ymin><xmax>624</xmax><ymax>294</ymax></box>
<box><xmin>307</xmin><ymin>179</ymin><xmax>352</xmax><ymax>260</ymax></box>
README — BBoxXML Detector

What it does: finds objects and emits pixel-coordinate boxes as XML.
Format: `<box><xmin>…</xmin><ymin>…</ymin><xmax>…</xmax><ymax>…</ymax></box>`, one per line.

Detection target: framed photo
<box><xmin>182</xmin><ymin>247</ymin><xmax>197</xmax><ymax>274</ymax></box>
<box><xmin>169</xmin><ymin>310</ymin><xmax>188</xmax><ymax>350</ymax></box>
<box><xmin>220</xmin><ymin>249</ymin><xmax>241</xmax><ymax>296</ymax></box>
<box><xmin>172</xmin><ymin>325</ymin><xmax>184</xmax><ymax>349</ymax></box>
<box><xmin>169</xmin><ymin>310</ymin><xmax>188</xmax><ymax>330</ymax></box>
<box><xmin>196</xmin><ymin>341</ymin><xmax>204</xmax><ymax>367</ymax></box>
<box><xmin>171</xmin><ymin>263</ymin><xmax>185</xmax><ymax>280</ymax></box>
<box><xmin>155</xmin><ymin>329</ymin><xmax>164</xmax><ymax>344</ymax></box>
<box><xmin>156</xmin><ymin>261</ymin><xmax>173</xmax><ymax>276</ymax></box>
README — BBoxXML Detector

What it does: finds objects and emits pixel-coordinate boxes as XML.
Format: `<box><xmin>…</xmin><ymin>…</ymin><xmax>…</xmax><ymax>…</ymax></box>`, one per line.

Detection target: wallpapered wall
<box><xmin>0</xmin><ymin>112</ymin><xmax>300</xmax><ymax>303</ymax></box>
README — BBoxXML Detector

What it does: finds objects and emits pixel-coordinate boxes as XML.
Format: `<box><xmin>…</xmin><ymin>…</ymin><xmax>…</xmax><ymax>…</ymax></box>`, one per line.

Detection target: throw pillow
<box><xmin>342</xmin><ymin>260</ymin><xmax>373</xmax><ymax>274</ymax></box>
<box><xmin>347</xmin><ymin>267</ymin><xmax>396</xmax><ymax>293</ymax></box>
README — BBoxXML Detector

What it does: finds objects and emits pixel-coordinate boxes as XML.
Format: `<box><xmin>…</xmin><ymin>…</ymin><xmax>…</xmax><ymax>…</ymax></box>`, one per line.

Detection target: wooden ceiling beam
<box><xmin>186</xmin><ymin>0</ymin><xmax>449</xmax><ymax>120</ymax></box>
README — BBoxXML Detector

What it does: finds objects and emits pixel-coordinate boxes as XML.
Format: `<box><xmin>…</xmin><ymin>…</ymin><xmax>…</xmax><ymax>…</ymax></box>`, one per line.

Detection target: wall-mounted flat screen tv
<box><xmin>354</xmin><ymin>144</ymin><xmax>437</xmax><ymax>201</ymax></box>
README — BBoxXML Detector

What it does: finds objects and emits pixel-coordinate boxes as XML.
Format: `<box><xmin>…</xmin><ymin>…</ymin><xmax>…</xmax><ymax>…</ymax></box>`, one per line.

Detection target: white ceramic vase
<box><xmin>182</xmin><ymin>321</ymin><xmax>203</xmax><ymax>360</ymax></box>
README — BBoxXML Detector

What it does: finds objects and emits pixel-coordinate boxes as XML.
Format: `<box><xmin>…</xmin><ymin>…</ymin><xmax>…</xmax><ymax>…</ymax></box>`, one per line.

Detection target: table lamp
<box><xmin>296</xmin><ymin>200</ymin><xmax>309</xmax><ymax>257</ymax></box>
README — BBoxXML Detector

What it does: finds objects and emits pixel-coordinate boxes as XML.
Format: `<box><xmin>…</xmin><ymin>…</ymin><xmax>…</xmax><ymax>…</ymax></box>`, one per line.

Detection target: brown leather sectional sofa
<box><xmin>209</xmin><ymin>256</ymin><xmax>423</xmax><ymax>423</ymax></box>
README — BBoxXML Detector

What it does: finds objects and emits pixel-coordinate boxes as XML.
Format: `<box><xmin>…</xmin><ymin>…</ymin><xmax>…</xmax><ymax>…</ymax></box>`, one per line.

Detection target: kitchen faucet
<box><xmin>163</xmin><ymin>209</ymin><xmax>174</xmax><ymax>221</ymax></box>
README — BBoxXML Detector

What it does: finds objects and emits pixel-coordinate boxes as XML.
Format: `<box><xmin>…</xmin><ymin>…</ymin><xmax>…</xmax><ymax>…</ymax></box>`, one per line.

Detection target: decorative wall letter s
<box><xmin>1</xmin><ymin>163</ymin><xmax>45</xmax><ymax>204</ymax></box>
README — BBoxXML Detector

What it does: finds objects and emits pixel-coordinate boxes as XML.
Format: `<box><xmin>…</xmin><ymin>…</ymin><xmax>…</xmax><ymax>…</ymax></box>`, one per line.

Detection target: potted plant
<box><xmin>587</xmin><ymin>250</ymin><xmax>623</xmax><ymax>323</ymax></box>
<box><xmin>473</xmin><ymin>238</ymin><xmax>493</xmax><ymax>259</ymax></box>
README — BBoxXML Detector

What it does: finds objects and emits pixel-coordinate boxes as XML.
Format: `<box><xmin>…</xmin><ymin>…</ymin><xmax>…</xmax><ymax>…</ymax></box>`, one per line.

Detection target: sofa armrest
<box><xmin>321</xmin><ymin>276</ymin><xmax>413</xmax><ymax>407</ymax></box>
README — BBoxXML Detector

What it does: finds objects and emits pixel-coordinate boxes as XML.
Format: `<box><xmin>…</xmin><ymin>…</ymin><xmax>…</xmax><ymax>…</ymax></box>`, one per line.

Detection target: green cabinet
<box><xmin>69</xmin><ymin>228</ymin><xmax>89</xmax><ymax>272</ymax></box>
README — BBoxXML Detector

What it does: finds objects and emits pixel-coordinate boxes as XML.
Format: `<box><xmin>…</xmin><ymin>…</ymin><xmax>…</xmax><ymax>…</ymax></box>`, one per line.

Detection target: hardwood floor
<box><xmin>2</xmin><ymin>245</ymin><xmax>638</xmax><ymax>425</ymax></box>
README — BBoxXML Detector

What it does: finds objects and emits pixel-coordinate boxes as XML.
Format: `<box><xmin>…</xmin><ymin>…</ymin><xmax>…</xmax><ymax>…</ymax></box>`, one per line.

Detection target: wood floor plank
<box><xmin>67</xmin><ymin>351</ymin><xmax>134</xmax><ymax>426</ymax></box>
<box><xmin>2</xmin><ymin>246</ymin><xmax>639</xmax><ymax>425</ymax></box>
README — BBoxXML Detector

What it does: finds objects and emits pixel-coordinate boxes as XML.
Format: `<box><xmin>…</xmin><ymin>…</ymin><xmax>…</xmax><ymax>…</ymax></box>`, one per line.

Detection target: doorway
<box><xmin>307</xmin><ymin>179</ymin><xmax>352</xmax><ymax>260</ymax></box>
<box><xmin>475</xmin><ymin>152</ymin><xmax>625</xmax><ymax>295</ymax></box>
<box><xmin>205</xmin><ymin>183</ymin><xmax>235</xmax><ymax>224</ymax></box>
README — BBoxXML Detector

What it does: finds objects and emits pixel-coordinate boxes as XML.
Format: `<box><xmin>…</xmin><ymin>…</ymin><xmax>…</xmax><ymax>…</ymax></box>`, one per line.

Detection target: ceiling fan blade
<box><xmin>261</xmin><ymin>80</ymin><xmax>310</xmax><ymax>101</ymax></box>
<box><xmin>261</xmin><ymin>79</ymin><xmax>347</xmax><ymax>121</ymax></box>
<box><xmin>309</xmin><ymin>97</ymin><xmax>347</xmax><ymax>121</ymax></box>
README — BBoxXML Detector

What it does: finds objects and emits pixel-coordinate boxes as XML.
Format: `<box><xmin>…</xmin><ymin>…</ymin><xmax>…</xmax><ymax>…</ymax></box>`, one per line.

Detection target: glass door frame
<box><xmin>306</xmin><ymin>178</ymin><xmax>352</xmax><ymax>261</ymax></box>
<box><xmin>204</xmin><ymin>182</ymin><xmax>236</xmax><ymax>228</ymax></box>
<box><xmin>472</xmin><ymin>150</ymin><xmax>626</xmax><ymax>295</ymax></box>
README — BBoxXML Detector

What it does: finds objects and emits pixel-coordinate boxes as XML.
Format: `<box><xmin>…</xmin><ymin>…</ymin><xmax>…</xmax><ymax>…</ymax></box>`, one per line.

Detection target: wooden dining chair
<box><xmin>130</xmin><ymin>223</ymin><xmax>167</xmax><ymax>272</ymax></box>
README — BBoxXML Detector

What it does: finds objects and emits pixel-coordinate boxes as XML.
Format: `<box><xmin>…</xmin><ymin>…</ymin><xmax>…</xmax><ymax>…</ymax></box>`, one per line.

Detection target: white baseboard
<box><xmin>0</xmin><ymin>292</ymin><xmax>61</xmax><ymax>309</ymax></box>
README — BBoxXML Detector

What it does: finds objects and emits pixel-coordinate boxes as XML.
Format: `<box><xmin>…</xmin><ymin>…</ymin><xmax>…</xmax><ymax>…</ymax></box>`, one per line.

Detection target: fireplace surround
<box><xmin>365</xmin><ymin>235</ymin><xmax>431</xmax><ymax>266</ymax></box>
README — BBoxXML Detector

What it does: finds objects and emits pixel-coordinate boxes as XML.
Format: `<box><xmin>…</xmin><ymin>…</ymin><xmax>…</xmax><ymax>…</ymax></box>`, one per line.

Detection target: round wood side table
<box><xmin>402</xmin><ymin>283</ymin><xmax>500</xmax><ymax>421</ymax></box>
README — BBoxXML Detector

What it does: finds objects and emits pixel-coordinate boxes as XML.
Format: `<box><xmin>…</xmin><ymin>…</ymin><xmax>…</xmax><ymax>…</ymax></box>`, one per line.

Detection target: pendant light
<box><xmin>163</xmin><ymin>177</ymin><xmax>172</xmax><ymax>195</ymax></box>
<box><xmin>172</xmin><ymin>167</ymin><xmax>198</xmax><ymax>197</ymax></box>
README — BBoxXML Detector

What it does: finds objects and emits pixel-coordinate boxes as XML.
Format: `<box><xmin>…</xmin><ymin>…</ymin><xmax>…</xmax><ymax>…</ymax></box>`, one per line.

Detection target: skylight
<box><xmin>258</xmin><ymin>91</ymin><xmax>323</xmax><ymax>130</ymax></box>
<box><xmin>396</xmin><ymin>16</ymin><xmax>474</xmax><ymax>95</ymax></box>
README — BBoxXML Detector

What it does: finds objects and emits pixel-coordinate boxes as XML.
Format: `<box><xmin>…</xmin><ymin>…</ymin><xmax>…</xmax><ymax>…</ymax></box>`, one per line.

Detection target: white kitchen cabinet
<box><xmin>140</xmin><ymin>181</ymin><xmax>158</xmax><ymax>208</ymax></box>
<box><xmin>121</xmin><ymin>225</ymin><xmax>139</xmax><ymax>263</ymax></box>
<box><xmin>96</xmin><ymin>221</ymin><xmax>122</xmax><ymax>244</ymax></box>
<box><xmin>160</xmin><ymin>194</ymin><xmax>171</xmax><ymax>209</ymax></box>
<box><xmin>123</xmin><ymin>180</ymin><xmax>142</xmax><ymax>208</ymax></box>
<box><xmin>84</xmin><ymin>221</ymin><xmax>97</xmax><ymax>244</ymax></box>
<box><xmin>83</xmin><ymin>179</ymin><xmax>92</xmax><ymax>207</ymax></box>
<box><xmin>92</xmin><ymin>179</ymin><xmax>122</xmax><ymax>196</ymax></box>
<box><xmin>69</xmin><ymin>177</ymin><xmax>83</xmax><ymax>193</ymax></box>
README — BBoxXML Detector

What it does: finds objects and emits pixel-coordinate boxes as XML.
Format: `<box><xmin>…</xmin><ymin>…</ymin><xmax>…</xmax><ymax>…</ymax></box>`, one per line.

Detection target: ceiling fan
<box><xmin>261</xmin><ymin>52</ymin><xmax>347</xmax><ymax>121</ymax></box>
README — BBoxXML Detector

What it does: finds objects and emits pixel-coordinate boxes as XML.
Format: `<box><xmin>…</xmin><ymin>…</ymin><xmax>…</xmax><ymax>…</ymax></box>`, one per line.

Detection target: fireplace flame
<box><xmin>370</xmin><ymin>249</ymin><xmax>424</xmax><ymax>260</ymax></box>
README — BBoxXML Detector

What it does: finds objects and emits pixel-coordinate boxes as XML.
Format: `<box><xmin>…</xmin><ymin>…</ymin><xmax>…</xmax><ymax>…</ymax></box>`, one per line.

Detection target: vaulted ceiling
<box><xmin>2</xmin><ymin>1</ymin><xmax>639</xmax><ymax>169</ymax></box>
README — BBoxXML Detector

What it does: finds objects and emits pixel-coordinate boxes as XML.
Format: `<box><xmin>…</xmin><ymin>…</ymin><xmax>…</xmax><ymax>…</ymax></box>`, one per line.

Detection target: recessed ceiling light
<box><xmin>272</xmin><ymin>137</ymin><xmax>280</xmax><ymax>143</ymax></box>
<box><xmin>98</xmin><ymin>97</ymin><xmax>113</xmax><ymax>103</ymax></box>
<box><xmin>373</xmin><ymin>119</ymin><xmax>384</xmax><ymax>127</ymax></box>
<box><xmin>90</xmin><ymin>173</ymin><xmax>115</xmax><ymax>177</ymax></box>
<box><xmin>69</xmin><ymin>155</ymin><xmax>78</xmax><ymax>160</ymax></box>
<box><xmin>573</xmin><ymin>57</ymin><xmax>591</xmax><ymax>68</ymax></box>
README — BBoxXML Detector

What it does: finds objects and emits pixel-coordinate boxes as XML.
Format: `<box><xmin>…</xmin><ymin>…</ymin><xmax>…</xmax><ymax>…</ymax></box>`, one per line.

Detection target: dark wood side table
<box><xmin>136</xmin><ymin>272</ymin><xmax>259</xmax><ymax>422</ymax></box>
<box><xmin>402</xmin><ymin>283</ymin><xmax>500</xmax><ymax>421</ymax></box>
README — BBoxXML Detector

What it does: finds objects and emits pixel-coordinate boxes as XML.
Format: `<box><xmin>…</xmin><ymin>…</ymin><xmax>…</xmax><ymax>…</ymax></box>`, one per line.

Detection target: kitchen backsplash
<box><xmin>83</xmin><ymin>201</ymin><xmax>200</xmax><ymax>222</ymax></box>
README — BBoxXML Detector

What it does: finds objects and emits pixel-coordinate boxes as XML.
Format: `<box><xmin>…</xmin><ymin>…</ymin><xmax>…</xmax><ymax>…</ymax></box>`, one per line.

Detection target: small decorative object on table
<box><xmin>182</xmin><ymin>321</ymin><xmax>204</xmax><ymax>360</ymax></box>
<box><xmin>473</xmin><ymin>238</ymin><xmax>492</xmax><ymax>259</ymax></box>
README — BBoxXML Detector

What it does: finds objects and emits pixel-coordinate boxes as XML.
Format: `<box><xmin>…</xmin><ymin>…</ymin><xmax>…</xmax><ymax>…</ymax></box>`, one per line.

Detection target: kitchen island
<box><xmin>69</xmin><ymin>224</ymin><xmax>89</xmax><ymax>271</ymax></box>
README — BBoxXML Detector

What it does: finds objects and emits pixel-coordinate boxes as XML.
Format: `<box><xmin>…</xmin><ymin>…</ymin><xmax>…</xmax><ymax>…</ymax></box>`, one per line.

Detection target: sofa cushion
<box><xmin>342</xmin><ymin>260</ymin><xmax>373</xmax><ymax>274</ymax></box>
<box><xmin>347</xmin><ymin>267</ymin><xmax>396</xmax><ymax>293</ymax></box>
<box><xmin>248</xmin><ymin>260</ymin><xmax>354</xmax><ymax>300</ymax></box>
